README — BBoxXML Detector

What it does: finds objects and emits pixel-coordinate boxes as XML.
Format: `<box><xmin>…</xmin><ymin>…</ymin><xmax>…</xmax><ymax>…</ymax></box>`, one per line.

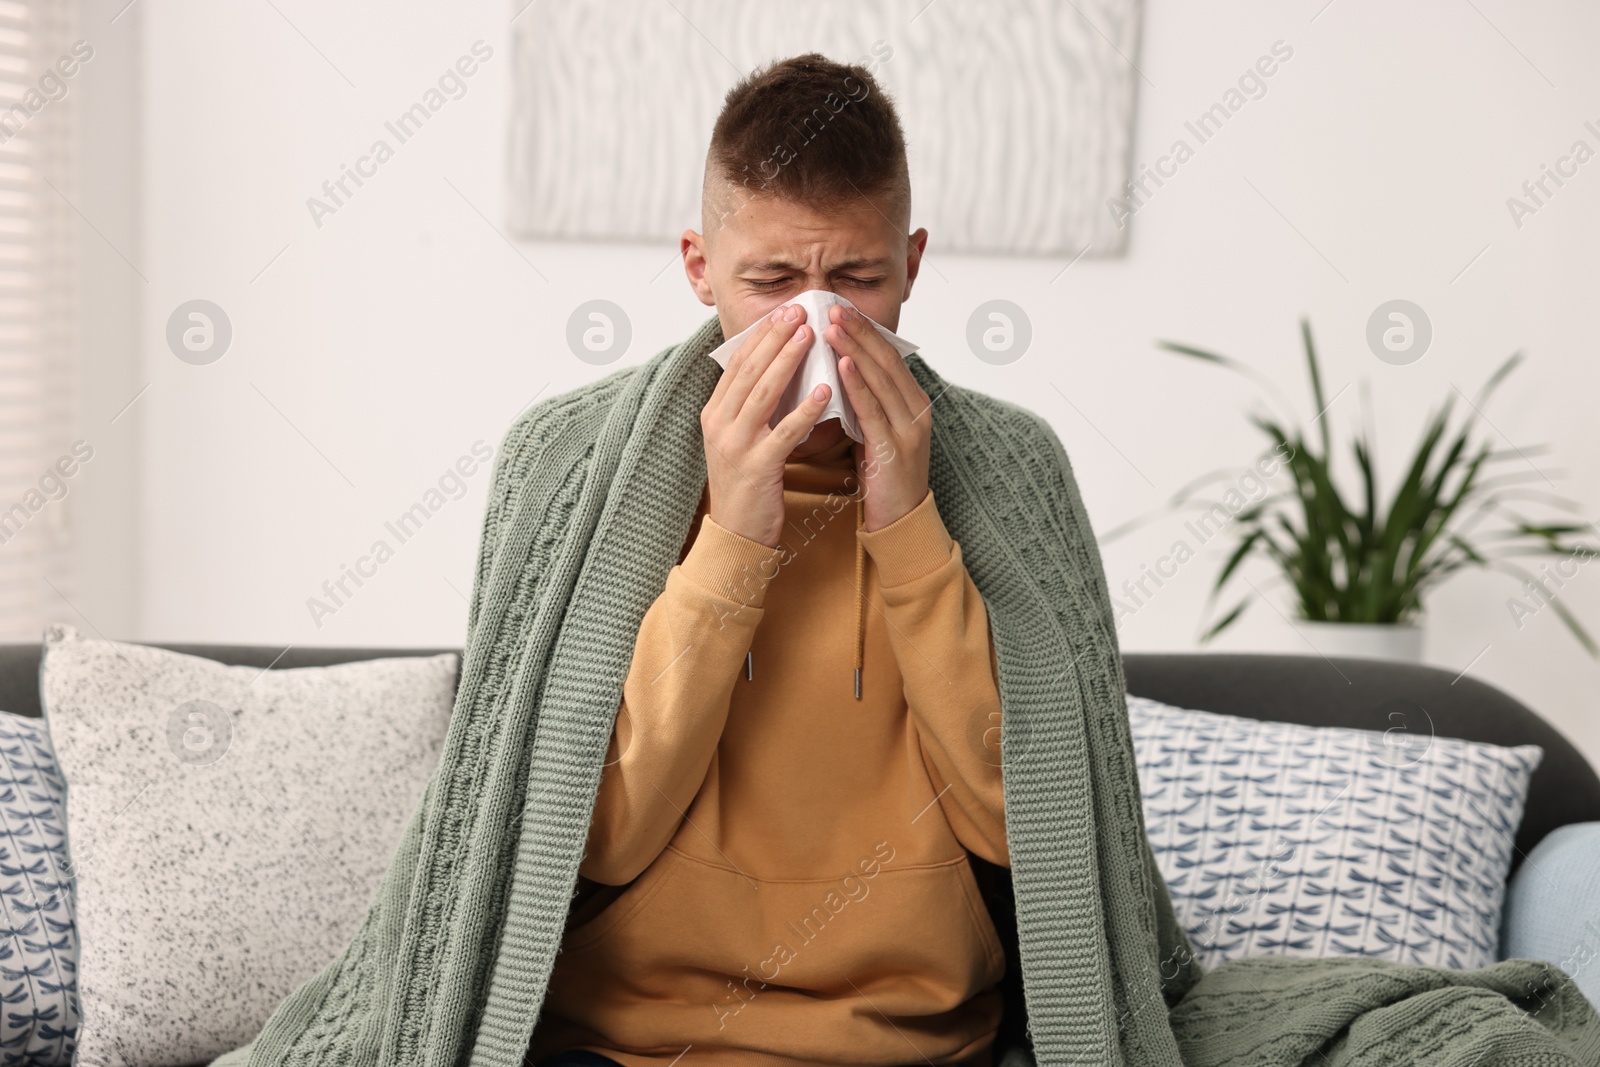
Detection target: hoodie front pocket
<box><xmin>543</xmin><ymin>845</ymin><xmax>1007</xmax><ymax>1063</ymax></box>
<box><xmin>560</xmin><ymin>845</ymin><xmax>685</xmax><ymax>954</ymax></box>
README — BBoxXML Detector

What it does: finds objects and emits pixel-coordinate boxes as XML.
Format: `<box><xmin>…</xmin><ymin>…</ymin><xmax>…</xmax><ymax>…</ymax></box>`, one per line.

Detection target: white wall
<box><xmin>73</xmin><ymin>0</ymin><xmax>143</xmax><ymax>639</ymax></box>
<box><xmin>116</xmin><ymin>0</ymin><xmax>1600</xmax><ymax>765</ymax></box>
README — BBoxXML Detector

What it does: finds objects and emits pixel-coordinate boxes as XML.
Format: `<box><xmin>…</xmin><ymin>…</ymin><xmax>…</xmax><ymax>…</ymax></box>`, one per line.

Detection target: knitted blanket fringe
<box><xmin>212</xmin><ymin>314</ymin><xmax>1600</xmax><ymax>1067</ymax></box>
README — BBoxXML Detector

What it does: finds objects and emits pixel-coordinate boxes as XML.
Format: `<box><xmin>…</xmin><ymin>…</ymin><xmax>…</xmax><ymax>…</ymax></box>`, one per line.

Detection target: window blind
<box><xmin>0</xmin><ymin>0</ymin><xmax>79</xmax><ymax>641</ymax></box>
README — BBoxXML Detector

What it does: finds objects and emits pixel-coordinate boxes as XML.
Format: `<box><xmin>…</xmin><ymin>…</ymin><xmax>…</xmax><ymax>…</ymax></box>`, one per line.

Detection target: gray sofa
<box><xmin>6</xmin><ymin>642</ymin><xmax>1598</xmax><ymax>1064</ymax></box>
<box><xmin>7</xmin><ymin>643</ymin><xmax>1594</xmax><ymax>869</ymax></box>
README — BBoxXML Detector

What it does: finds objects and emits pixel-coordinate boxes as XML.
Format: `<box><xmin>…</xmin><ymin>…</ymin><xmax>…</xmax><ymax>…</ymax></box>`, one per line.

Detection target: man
<box><xmin>525</xmin><ymin>51</ymin><xmax>1011</xmax><ymax>1067</ymax></box>
<box><xmin>213</xmin><ymin>50</ymin><xmax>1600</xmax><ymax>1067</ymax></box>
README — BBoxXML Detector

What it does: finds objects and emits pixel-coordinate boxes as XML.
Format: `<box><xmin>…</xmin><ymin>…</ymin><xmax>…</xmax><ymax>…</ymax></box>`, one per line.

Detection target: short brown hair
<box><xmin>703</xmin><ymin>50</ymin><xmax>909</xmax><ymax>236</ymax></box>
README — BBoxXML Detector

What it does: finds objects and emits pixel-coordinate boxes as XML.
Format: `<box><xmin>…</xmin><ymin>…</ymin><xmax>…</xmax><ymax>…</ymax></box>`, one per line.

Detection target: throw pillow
<box><xmin>40</xmin><ymin>624</ymin><xmax>457</xmax><ymax>1067</ymax></box>
<box><xmin>1127</xmin><ymin>693</ymin><xmax>1542</xmax><ymax>972</ymax></box>
<box><xmin>1500</xmin><ymin>820</ymin><xmax>1600</xmax><ymax>1008</ymax></box>
<box><xmin>0</xmin><ymin>709</ymin><xmax>76</xmax><ymax>1066</ymax></box>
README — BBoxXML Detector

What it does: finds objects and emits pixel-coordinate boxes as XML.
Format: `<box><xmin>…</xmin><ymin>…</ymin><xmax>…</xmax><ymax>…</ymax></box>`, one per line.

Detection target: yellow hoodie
<box><xmin>527</xmin><ymin>432</ymin><xmax>1010</xmax><ymax>1067</ymax></box>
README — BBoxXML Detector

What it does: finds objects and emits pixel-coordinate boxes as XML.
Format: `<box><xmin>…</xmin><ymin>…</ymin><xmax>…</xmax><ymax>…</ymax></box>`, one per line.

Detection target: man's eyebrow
<box><xmin>736</xmin><ymin>256</ymin><xmax>894</xmax><ymax>273</ymax></box>
<box><xmin>735</xmin><ymin>258</ymin><xmax>798</xmax><ymax>273</ymax></box>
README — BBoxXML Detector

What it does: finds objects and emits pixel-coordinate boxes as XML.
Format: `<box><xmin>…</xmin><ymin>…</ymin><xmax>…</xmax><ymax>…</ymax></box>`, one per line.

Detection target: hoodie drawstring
<box><xmin>854</xmin><ymin>494</ymin><xmax>865</xmax><ymax>700</ymax></box>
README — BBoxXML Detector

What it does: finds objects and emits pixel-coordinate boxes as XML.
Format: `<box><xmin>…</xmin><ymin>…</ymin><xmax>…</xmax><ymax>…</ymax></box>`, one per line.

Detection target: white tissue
<box><xmin>704</xmin><ymin>288</ymin><xmax>919</xmax><ymax>443</ymax></box>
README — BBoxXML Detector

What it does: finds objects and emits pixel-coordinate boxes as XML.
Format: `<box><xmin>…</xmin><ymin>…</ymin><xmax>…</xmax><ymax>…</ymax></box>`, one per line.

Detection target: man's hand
<box><xmin>701</xmin><ymin>303</ymin><xmax>831</xmax><ymax>548</ymax></box>
<box><xmin>828</xmin><ymin>304</ymin><xmax>932</xmax><ymax>531</ymax></box>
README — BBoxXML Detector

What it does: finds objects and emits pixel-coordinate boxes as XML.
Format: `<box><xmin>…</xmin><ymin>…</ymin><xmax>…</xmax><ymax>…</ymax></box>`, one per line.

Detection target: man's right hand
<box><xmin>700</xmin><ymin>302</ymin><xmax>830</xmax><ymax>548</ymax></box>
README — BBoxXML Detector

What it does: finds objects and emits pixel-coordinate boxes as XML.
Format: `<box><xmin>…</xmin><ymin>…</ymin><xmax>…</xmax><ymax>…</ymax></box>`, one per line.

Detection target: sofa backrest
<box><xmin>3</xmin><ymin>642</ymin><xmax>1592</xmax><ymax>874</ymax></box>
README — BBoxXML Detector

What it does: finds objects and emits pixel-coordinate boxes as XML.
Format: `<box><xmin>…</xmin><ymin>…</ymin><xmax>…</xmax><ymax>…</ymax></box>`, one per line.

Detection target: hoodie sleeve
<box><xmin>857</xmin><ymin>490</ymin><xmax>1010</xmax><ymax>868</ymax></box>
<box><xmin>579</xmin><ymin>513</ymin><xmax>783</xmax><ymax>886</ymax></box>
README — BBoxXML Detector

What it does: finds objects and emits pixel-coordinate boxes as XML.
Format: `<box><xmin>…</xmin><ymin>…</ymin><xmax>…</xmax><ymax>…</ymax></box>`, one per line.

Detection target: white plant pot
<box><xmin>1293</xmin><ymin>620</ymin><xmax>1424</xmax><ymax>663</ymax></box>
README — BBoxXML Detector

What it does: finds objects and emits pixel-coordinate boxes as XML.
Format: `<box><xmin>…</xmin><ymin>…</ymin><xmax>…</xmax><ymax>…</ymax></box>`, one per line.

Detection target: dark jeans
<box><xmin>535</xmin><ymin>1054</ymin><xmax>1002</xmax><ymax>1067</ymax></box>
<box><xmin>535</xmin><ymin>1051</ymin><xmax>1000</xmax><ymax>1067</ymax></box>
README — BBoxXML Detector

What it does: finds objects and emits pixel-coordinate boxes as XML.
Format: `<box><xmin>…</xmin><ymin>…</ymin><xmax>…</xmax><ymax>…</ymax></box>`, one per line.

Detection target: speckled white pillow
<box><xmin>39</xmin><ymin>624</ymin><xmax>457</xmax><ymax>1067</ymax></box>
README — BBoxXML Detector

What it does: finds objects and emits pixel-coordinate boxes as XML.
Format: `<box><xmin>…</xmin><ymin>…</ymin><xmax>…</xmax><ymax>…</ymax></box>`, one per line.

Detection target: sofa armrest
<box><xmin>1501</xmin><ymin>821</ymin><xmax>1600</xmax><ymax>1008</ymax></box>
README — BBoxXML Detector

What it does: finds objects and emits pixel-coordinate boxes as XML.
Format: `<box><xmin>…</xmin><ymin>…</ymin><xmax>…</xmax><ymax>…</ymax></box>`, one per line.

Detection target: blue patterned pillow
<box><xmin>0</xmin><ymin>710</ymin><xmax>75</xmax><ymax>1066</ymax></box>
<box><xmin>1128</xmin><ymin>694</ymin><xmax>1542</xmax><ymax>972</ymax></box>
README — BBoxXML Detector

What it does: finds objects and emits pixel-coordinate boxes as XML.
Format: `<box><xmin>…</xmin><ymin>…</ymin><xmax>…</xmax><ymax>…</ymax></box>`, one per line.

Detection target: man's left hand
<box><xmin>827</xmin><ymin>304</ymin><xmax>932</xmax><ymax>532</ymax></box>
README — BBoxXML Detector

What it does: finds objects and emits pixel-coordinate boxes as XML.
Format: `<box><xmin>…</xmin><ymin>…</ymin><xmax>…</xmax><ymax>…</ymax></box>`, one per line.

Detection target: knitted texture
<box><xmin>210</xmin><ymin>314</ymin><xmax>1600</xmax><ymax>1067</ymax></box>
<box><xmin>1169</xmin><ymin>955</ymin><xmax>1600</xmax><ymax>1066</ymax></box>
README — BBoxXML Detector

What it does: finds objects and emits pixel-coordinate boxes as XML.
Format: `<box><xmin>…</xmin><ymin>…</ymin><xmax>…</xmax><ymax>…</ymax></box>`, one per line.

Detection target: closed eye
<box><xmin>746</xmin><ymin>275</ymin><xmax>883</xmax><ymax>290</ymax></box>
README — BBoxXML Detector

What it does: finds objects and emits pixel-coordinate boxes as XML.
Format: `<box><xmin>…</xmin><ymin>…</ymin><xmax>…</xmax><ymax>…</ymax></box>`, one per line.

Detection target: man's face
<box><xmin>682</xmin><ymin>183</ymin><xmax>928</xmax><ymax>456</ymax></box>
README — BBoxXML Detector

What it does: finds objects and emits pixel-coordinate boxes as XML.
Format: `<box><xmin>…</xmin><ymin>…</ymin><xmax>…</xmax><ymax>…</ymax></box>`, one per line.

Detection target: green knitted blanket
<box><xmin>213</xmin><ymin>314</ymin><xmax>1600</xmax><ymax>1067</ymax></box>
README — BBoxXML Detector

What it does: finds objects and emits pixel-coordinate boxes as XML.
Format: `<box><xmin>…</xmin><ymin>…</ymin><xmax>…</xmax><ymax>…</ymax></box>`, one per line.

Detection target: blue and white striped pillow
<box><xmin>0</xmin><ymin>710</ymin><xmax>76</xmax><ymax>1066</ymax></box>
<box><xmin>1127</xmin><ymin>694</ymin><xmax>1542</xmax><ymax>972</ymax></box>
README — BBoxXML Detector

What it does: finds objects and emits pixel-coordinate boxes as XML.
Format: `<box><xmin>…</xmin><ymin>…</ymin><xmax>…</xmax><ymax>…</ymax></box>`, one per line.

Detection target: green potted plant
<box><xmin>1115</xmin><ymin>318</ymin><xmax>1596</xmax><ymax>662</ymax></box>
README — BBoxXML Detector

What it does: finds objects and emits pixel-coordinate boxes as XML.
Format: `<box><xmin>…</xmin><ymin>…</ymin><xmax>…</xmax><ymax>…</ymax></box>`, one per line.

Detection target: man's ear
<box><xmin>902</xmin><ymin>226</ymin><xmax>929</xmax><ymax>301</ymax></box>
<box><xmin>681</xmin><ymin>229</ymin><xmax>715</xmax><ymax>307</ymax></box>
